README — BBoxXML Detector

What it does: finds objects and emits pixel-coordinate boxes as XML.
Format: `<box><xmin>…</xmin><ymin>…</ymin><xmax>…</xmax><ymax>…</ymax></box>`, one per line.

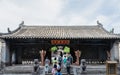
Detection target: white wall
<box><xmin>110</xmin><ymin>40</ymin><xmax>119</xmax><ymax>61</ymax></box>
<box><xmin>0</xmin><ymin>40</ymin><xmax>2</xmax><ymax>63</ymax></box>
<box><xmin>119</xmin><ymin>42</ymin><xmax>120</xmax><ymax>63</ymax></box>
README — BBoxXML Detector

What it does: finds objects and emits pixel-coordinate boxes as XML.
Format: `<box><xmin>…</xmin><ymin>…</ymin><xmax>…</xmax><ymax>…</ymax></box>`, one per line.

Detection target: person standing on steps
<box><xmin>52</xmin><ymin>62</ymin><xmax>57</xmax><ymax>75</ymax></box>
<box><xmin>67</xmin><ymin>53</ymin><xmax>73</xmax><ymax>65</ymax></box>
<box><xmin>55</xmin><ymin>62</ymin><xmax>62</xmax><ymax>75</ymax></box>
<box><xmin>58</xmin><ymin>55</ymin><xmax>62</xmax><ymax>66</ymax></box>
<box><xmin>57</xmin><ymin>62</ymin><xmax>61</xmax><ymax>72</ymax></box>
<box><xmin>66</xmin><ymin>58</ymin><xmax>71</xmax><ymax>75</ymax></box>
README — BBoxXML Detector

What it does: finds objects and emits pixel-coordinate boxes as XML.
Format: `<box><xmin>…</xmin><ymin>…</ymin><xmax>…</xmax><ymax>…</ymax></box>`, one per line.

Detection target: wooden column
<box><xmin>75</xmin><ymin>50</ymin><xmax>81</xmax><ymax>65</ymax></box>
<box><xmin>40</xmin><ymin>49</ymin><xmax>46</xmax><ymax>66</ymax></box>
<box><xmin>106</xmin><ymin>50</ymin><xmax>111</xmax><ymax>60</ymax></box>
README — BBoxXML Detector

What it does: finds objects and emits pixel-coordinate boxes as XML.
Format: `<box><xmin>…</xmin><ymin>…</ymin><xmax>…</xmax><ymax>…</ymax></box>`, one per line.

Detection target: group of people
<box><xmin>45</xmin><ymin>53</ymin><xmax>73</xmax><ymax>75</ymax></box>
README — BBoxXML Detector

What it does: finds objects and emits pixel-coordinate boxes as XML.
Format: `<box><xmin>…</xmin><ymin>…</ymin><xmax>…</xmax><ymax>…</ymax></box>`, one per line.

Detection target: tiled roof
<box><xmin>1</xmin><ymin>25</ymin><xmax>120</xmax><ymax>39</ymax></box>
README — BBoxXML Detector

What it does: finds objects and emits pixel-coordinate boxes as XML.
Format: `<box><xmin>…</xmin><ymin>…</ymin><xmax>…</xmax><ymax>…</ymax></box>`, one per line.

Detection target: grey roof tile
<box><xmin>1</xmin><ymin>25</ymin><xmax>120</xmax><ymax>39</ymax></box>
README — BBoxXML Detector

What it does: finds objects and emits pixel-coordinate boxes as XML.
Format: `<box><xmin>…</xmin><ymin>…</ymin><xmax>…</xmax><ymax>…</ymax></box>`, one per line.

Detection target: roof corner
<box><xmin>97</xmin><ymin>20</ymin><xmax>103</xmax><ymax>27</ymax></box>
<box><xmin>19</xmin><ymin>21</ymin><xmax>26</xmax><ymax>28</ymax></box>
<box><xmin>96</xmin><ymin>21</ymin><xmax>113</xmax><ymax>34</ymax></box>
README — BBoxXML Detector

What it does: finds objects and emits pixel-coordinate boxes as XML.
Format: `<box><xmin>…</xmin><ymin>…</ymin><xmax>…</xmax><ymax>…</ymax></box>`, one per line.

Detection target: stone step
<box><xmin>46</xmin><ymin>73</ymin><xmax>74</xmax><ymax>75</ymax></box>
<box><xmin>2</xmin><ymin>65</ymin><xmax>120</xmax><ymax>75</ymax></box>
<box><xmin>44</xmin><ymin>67</ymin><xmax>74</xmax><ymax>74</ymax></box>
<box><xmin>4</xmin><ymin>65</ymin><xmax>33</xmax><ymax>73</ymax></box>
<box><xmin>3</xmin><ymin>65</ymin><xmax>44</xmax><ymax>74</ymax></box>
<box><xmin>2</xmin><ymin>74</ymin><xmax>32</xmax><ymax>75</ymax></box>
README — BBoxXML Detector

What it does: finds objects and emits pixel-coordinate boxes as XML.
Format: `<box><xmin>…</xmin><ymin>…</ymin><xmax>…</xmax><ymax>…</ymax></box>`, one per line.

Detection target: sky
<box><xmin>0</xmin><ymin>0</ymin><xmax>120</xmax><ymax>33</ymax></box>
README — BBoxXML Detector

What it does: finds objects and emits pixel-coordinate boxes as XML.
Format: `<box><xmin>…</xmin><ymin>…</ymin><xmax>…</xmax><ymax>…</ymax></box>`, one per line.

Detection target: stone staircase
<box><xmin>45</xmin><ymin>66</ymin><xmax>74</xmax><ymax>75</ymax></box>
<box><xmin>0</xmin><ymin>64</ymin><xmax>120</xmax><ymax>75</ymax></box>
<box><xmin>45</xmin><ymin>65</ymin><xmax>106</xmax><ymax>75</ymax></box>
<box><xmin>2</xmin><ymin>65</ymin><xmax>44</xmax><ymax>75</ymax></box>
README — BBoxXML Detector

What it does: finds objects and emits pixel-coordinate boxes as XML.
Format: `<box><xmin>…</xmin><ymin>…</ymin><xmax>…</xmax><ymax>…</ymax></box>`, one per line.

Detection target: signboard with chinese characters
<box><xmin>51</xmin><ymin>40</ymin><xmax>70</xmax><ymax>45</ymax></box>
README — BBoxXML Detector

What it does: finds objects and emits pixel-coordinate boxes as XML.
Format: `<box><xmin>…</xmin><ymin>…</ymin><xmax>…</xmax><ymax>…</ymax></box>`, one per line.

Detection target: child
<box><xmin>52</xmin><ymin>62</ymin><xmax>57</xmax><ymax>75</ymax></box>
<box><xmin>56</xmin><ymin>63</ymin><xmax>62</xmax><ymax>75</ymax></box>
<box><xmin>57</xmin><ymin>63</ymin><xmax>61</xmax><ymax>72</ymax></box>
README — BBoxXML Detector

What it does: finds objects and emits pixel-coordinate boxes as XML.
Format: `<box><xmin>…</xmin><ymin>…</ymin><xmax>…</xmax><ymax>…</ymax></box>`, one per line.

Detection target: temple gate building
<box><xmin>0</xmin><ymin>22</ymin><xmax>120</xmax><ymax>66</ymax></box>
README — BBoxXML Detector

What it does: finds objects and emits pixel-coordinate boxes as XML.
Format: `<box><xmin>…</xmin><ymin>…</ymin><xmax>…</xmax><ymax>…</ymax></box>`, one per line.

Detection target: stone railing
<box><xmin>85</xmin><ymin>59</ymin><xmax>106</xmax><ymax>64</ymax></box>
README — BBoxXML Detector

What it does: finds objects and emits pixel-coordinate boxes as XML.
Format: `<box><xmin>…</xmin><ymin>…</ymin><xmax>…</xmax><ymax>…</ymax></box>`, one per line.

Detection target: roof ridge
<box><xmin>23</xmin><ymin>24</ymin><xmax>98</xmax><ymax>27</ymax></box>
<box><xmin>22</xmin><ymin>25</ymin><xmax>100</xmax><ymax>30</ymax></box>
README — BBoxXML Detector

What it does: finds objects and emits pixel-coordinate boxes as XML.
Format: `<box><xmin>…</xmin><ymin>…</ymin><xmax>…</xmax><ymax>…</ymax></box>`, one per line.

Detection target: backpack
<box><xmin>63</xmin><ymin>58</ymin><xmax>67</xmax><ymax>64</ymax></box>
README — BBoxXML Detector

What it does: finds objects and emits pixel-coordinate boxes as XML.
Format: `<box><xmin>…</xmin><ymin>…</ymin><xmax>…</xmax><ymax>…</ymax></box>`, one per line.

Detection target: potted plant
<box><xmin>51</xmin><ymin>46</ymin><xmax>57</xmax><ymax>52</ymax></box>
<box><xmin>63</xmin><ymin>46</ymin><xmax>70</xmax><ymax>53</ymax></box>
